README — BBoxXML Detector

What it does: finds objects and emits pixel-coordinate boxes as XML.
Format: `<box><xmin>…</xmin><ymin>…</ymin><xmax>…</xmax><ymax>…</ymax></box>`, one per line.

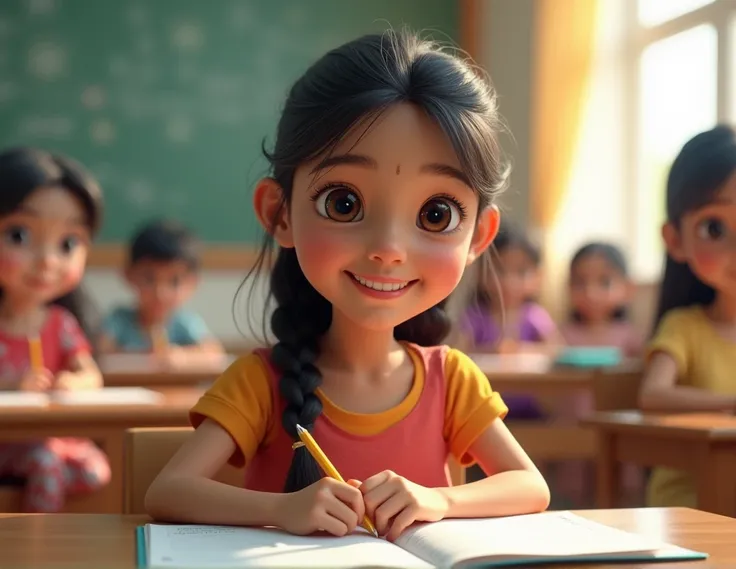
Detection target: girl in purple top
<box><xmin>461</xmin><ymin>223</ymin><xmax>560</xmax><ymax>355</ymax></box>
<box><xmin>458</xmin><ymin>224</ymin><xmax>560</xmax><ymax>421</ymax></box>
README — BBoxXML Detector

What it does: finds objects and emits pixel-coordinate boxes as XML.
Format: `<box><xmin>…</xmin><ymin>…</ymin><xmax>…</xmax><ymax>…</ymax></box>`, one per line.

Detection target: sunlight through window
<box><xmin>638</xmin><ymin>0</ymin><xmax>716</xmax><ymax>27</ymax></box>
<box><xmin>635</xmin><ymin>24</ymin><xmax>718</xmax><ymax>277</ymax></box>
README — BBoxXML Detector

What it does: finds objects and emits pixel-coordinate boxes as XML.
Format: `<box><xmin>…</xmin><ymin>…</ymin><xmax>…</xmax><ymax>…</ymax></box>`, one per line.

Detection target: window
<box><xmin>630</xmin><ymin>0</ymin><xmax>727</xmax><ymax>280</ymax></box>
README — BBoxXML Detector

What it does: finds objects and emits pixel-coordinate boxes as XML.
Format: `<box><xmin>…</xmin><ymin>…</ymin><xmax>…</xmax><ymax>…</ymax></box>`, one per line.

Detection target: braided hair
<box><xmin>238</xmin><ymin>29</ymin><xmax>509</xmax><ymax>492</ymax></box>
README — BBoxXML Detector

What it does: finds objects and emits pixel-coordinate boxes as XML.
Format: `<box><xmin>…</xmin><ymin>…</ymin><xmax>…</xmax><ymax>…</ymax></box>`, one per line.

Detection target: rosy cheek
<box><xmin>61</xmin><ymin>263</ymin><xmax>85</xmax><ymax>289</ymax></box>
<box><xmin>294</xmin><ymin>230</ymin><xmax>348</xmax><ymax>278</ymax></box>
<box><xmin>692</xmin><ymin>250</ymin><xmax>722</xmax><ymax>278</ymax></box>
<box><xmin>0</xmin><ymin>250</ymin><xmax>25</xmax><ymax>279</ymax></box>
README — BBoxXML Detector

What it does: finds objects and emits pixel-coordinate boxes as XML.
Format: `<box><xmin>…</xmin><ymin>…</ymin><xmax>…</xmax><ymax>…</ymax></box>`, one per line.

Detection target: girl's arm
<box><xmin>436</xmin><ymin>418</ymin><xmax>550</xmax><ymax>518</ymax></box>
<box><xmin>144</xmin><ymin>419</ymin><xmax>287</xmax><ymax>526</ymax></box>
<box><xmin>638</xmin><ymin>352</ymin><xmax>736</xmax><ymax>412</ymax></box>
<box><xmin>56</xmin><ymin>352</ymin><xmax>103</xmax><ymax>390</ymax></box>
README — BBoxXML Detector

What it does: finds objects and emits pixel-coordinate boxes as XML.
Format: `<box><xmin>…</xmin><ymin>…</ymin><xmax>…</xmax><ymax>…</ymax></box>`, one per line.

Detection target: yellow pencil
<box><xmin>151</xmin><ymin>326</ymin><xmax>168</xmax><ymax>354</ymax></box>
<box><xmin>295</xmin><ymin>424</ymin><xmax>379</xmax><ymax>537</ymax></box>
<box><xmin>28</xmin><ymin>335</ymin><xmax>43</xmax><ymax>371</ymax></box>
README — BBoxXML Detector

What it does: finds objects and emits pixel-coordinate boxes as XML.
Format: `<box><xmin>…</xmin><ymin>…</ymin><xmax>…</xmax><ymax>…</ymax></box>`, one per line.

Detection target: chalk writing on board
<box><xmin>27</xmin><ymin>42</ymin><xmax>67</xmax><ymax>81</ymax></box>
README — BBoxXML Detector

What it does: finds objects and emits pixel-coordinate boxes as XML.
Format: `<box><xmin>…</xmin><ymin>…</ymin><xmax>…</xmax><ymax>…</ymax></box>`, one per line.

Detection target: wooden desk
<box><xmin>0</xmin><ymin>387</ymin><xmax>203</xmax><ymax>514</ymax></box>
<box><xmin>1</xmin><ymin>508</ymin><xmax>734</xmax><ymax>568</ymax></box>
<box><xmin>100</xmin><ymin>354</ymin><xmax>234</xmax><ymax>388</ymax></box>
<box><xmin>582</xmin><ymin>411</ymin><xmax>736</xmax><ymax>516</ymax></box>
<box><xmin>473</xmin><ymin>355</ymin><xmax>643</xmax><ymax>462</ymax></box>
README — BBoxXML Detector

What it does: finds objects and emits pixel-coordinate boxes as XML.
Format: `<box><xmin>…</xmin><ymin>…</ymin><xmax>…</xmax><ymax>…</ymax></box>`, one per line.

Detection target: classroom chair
<box><xmin>123</xmin><ymin>427</ymin><xmax>466</xmax><ymax>514</ymax></box>
<box><xmin>123</xmin><ymin>427</ymin><xmax>244</xmax><ymax>514</ymax></box>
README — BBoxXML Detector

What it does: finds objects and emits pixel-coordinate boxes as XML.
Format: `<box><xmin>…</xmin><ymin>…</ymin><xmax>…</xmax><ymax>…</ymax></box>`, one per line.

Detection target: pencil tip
<box><xmin>296</xmin><ymin>424</ymin><xmax>305</xmax><ymax>434</ymax></box>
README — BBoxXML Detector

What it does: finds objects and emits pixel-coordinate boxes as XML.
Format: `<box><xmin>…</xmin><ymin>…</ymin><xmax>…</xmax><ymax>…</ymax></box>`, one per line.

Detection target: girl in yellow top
<box><xmin>639</xmin><ymin>125</ymin><xmax>736</xmax><ymax>507</ymax></box>
<box><xmin>144</xmin><ymin>30</ymin><xmax>550</xmax><ymax>540</ymax></box>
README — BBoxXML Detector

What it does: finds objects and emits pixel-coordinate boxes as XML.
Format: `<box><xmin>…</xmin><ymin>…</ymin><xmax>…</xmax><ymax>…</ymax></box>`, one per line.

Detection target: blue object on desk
<box><xmin>555</xmin><ymin>346</ymin><xmax>622</xmax><ymax>368</ymax></box>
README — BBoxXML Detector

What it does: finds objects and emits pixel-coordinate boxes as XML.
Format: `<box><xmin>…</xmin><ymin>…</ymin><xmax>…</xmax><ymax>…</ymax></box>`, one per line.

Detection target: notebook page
<box><xmin>0</xmin><ymin>392</ymin><xmax>49</xmax><ymax>407</ymax></box>
<box><xmin>395</xmin><ymin>511</ymin><xmax>665</xmax><ymax>569</ymax></box>
<box><xmin>50</xmin><ymin>387</ymin><xmax>164</xmax><ymax>405</ymax></box>
<box><xmin>145</xmin><ymin>524</ymin><xmax>433</xmax><ymax>569</ymax></box>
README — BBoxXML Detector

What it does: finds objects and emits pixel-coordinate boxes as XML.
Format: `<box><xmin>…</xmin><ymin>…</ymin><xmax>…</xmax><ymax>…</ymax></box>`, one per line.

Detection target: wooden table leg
<box><xmin>697</xmin><ymin>445</ymin><xmax>736</xmax><ymax>517</ymax></box>
<box><xmin>595</xmin><ymin>431</ymin><xmax>619</xmax><ymax>508</ymax></box>
<box><xmin>92</xmin><ymin>432</ymin><xmax>125</xmax><ymax>514</ymax></box>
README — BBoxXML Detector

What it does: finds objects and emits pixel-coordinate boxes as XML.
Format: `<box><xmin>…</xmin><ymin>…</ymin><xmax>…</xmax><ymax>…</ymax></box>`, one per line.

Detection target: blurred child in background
<box><xmin>561</xmin><ymin>242</ymin><xmax>642</xmax><ymax>357</ymax></box>
<box><xmin>459</xmin><ymin>222</ymin><xmax>561</xmax><ymax>355</ymax></box>
<box><xmin>639</xmin><ymin>125</ymin><xmax>736</xmax><ymax>508</ymax></box>
<box><xmin>0</xmin><ymin>147</ymin><xmax>110</xmax><ymax>512</ymax></box>
<box><xmin>98</xmin><ymin>219</ymin><xmax>223</xmax><ymax>366</ymax></box>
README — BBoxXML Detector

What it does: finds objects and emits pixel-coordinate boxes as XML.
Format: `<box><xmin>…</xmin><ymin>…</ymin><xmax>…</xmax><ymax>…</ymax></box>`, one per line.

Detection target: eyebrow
<box><xmin>17</xmin><ymin>205</ymin><xmax>86</xmax><ymax>226</ymax></box>
<box><xmin>310</xmin><ymin>153</ymin><xmax>471</xmax><ymax>186</ymax></box>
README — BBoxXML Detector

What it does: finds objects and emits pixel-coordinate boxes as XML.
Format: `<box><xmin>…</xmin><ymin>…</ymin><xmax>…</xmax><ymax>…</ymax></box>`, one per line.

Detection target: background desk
<box><xmin>583</xmin><ymin>411</ymin><xmax>736</xmax><ymax>516</ymax></box>
<box><xmin>0</xmin><ymin>387</ymin><xmax>204</xmax><ymax>513</ymax></box>
<box><xmin>1</xmin><ymin>508</ymin><xmax>734</xmax><ymax>568</ymax></box>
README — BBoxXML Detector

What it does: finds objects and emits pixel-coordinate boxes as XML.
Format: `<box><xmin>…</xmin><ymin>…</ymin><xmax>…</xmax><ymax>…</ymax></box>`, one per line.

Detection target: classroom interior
<box><xmin>1</xmin><ymin>0</ymin><xmax>736</xmax><ymax>567</ymax></box>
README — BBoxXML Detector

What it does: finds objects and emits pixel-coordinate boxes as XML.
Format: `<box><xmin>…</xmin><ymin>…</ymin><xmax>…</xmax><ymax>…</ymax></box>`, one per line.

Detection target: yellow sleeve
<box><xmin>443</xmin><ymin>348</ymin><xmax>508</xmax><ymax>466</ymax></box>
<box><xmin>645</xmin><ymin>309</ymin><xmax>694</xmax><ymax>380</ymax></box>
<box><xmin>189</xmin><ymin>352</ymin><xmax>274</xmax><ymax>467</ymax></box>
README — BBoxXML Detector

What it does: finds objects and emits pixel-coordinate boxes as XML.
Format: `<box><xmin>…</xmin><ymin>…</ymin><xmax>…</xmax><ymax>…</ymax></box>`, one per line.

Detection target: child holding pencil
<box><xmin>0</xmin><ymin>147</ymin><xmax>110</xmax><ymax>512</ymax></box>
<box><xmin>98</xmin><ymin>219</ymin><xmax>223</xmax><ymax>367</ymax></box>
<box><xmin>145</xmin><ymin>30</ymin><xmax>550</xmax><ymax>541</ymax></box>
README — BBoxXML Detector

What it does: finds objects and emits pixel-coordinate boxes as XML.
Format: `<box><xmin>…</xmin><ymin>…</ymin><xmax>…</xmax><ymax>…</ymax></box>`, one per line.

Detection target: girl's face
<box><xmin>0</xmin><ymin>185</ymin><xmax>91</xmax><ymax>307</ymax></box>
<box><xmin>495</xmin><ymin>246</ymin><xmax>540</xmax><ymax>309</ymax></box>
<box><xmin>569</xmin><ymin>253</ymin><xmax>630</xmax><ymax>323</ymax></box>
<box><xmin>664</xmin><ymin>170</ymin><xmax>736</xmax><ymax>294</ymax></box>
<box><xmin>272</xmin><ymin>103</ymin><xmax>497</xmax><ymax>332</ymax></box>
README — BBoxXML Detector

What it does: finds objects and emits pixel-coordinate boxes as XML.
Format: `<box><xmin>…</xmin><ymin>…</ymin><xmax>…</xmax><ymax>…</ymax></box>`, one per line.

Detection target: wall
<box><xmin>481</xmin><ymin>0</ymin><xmax>535</xmax><ymax>226</ymax></box>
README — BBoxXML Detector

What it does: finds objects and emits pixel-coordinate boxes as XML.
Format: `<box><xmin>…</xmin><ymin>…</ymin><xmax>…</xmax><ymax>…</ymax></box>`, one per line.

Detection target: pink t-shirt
<box><xmin>0</xmin><ymin>306</ymin><xmax>90</xmax><ymax>389</ymax></box>
<box><xmin>560</xmin><ymin>321</ymin><xmax>643</xmax><ymax>357</ymax></box>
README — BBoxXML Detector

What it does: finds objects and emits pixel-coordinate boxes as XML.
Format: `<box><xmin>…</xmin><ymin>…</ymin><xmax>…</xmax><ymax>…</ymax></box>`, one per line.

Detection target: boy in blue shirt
<box><xmin>99</xmin><ymin>219</ymin><xmax>223</xmax><ymax>364</ymax></box>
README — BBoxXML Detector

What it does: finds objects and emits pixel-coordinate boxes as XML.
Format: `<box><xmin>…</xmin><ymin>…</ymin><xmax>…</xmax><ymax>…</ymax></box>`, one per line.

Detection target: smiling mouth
<box><xmin>347</xmin><ymin>272</ymin><xmax>417</xmax><ymax>292</ymax></box>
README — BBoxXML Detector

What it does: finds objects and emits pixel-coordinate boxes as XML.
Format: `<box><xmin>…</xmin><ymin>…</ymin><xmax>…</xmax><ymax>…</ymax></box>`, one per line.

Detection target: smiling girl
<box><xmin>145</xmin><ymin>30</ymin><xmax>550</xmax><ymax>540</ymax></box>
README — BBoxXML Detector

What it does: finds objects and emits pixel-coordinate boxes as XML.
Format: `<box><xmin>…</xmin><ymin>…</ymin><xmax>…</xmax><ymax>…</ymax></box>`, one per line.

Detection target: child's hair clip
<box><xmin>292</xmin><ymin>441</ymin><xmax>305</xmax><ymax>450</ymax></box>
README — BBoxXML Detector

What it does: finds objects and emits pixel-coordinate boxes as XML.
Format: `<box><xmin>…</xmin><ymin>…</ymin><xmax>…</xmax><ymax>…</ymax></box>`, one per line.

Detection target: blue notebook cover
<box><xmin>134</xmin><ymin>524</ymin><xmax>707</xmax><ymax>568</ymax></box>
<box><xmin>555</xmin><ymin>346</ymin><xmax>623</xmax><ymax>368</ymax></box>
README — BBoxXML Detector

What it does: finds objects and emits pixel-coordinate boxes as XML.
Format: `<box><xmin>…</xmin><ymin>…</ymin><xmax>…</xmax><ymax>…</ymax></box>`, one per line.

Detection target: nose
<box><xmin>366</xmin><ymin>221</ymin><xmax>407</xmax><ymax>266</ymax></box>
<box><xmin>34</xmin><ymin>245</ymin><xmax>60</xmax><ymax>270</ymax></box>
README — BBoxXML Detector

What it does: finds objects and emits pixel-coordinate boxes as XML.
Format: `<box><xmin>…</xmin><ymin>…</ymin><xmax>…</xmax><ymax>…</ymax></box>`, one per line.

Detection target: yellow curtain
<box><xmin>529</xmin><ymin>0</ymin><xmax>600</xmax><ymax>230</ymax></box>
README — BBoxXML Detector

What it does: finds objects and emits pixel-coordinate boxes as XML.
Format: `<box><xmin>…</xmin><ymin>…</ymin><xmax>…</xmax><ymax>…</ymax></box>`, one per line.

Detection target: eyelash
<box><xmin>308</xmin><ymin>182</ymin><xmax>352</xmax><ymax>202</ymax></box>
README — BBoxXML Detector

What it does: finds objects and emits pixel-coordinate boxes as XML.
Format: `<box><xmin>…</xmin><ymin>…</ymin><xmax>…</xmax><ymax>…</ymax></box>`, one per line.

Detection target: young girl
<box><xmin>561</xmin><ymin>242</ymin><xmax>642</xmax><ymax>357</ymax></box>
<box><xmin>459</xmin><ymin>223</ymin><xmax>560</xmax><ymax>355</ymax></box>
<box><xmin>0</xmin><ymin>147</ymin><xmax>111</xmax><ymax>512</ymax></box>
<box><xmin>639</xmin><ymin>125</ymin><xmax>736</xmax><ymax>508</ymax></box>
<box><xmin>145</xmin><ymin>30</ymin><xmax>550</xmax><ymax>540</ymax></box>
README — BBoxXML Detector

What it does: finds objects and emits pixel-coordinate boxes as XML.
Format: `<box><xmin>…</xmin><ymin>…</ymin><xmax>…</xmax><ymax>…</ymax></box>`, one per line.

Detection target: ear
<box><xmin>466</xmin><ymin>205</ymin><xmax>500</xmax><ymax>266</ymax></box>
<box><xmin>253</xmin><ymin>177</ymin><xmax>293</xmax><ymax>248</ymax></box>
<box><xmin>662</xmin><ymin>222</ymin><xmax>686</xmax><ymax>263</ymax></box>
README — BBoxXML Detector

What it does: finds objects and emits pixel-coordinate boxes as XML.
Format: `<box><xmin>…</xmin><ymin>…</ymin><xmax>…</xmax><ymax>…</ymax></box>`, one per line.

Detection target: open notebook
<box><xmin>0</xmin><ymin>387</ymin><xmax>164</xmax><ymax>407</ymax></box>
<box><xmin>136</xmin><ymin>511</ymin><xmax>707</xmax><ymax>568</ymax></box>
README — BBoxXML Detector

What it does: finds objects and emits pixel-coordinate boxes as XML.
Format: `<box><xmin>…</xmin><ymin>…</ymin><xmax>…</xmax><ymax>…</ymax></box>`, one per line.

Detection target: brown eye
<box><xmin>417</xmin><ymin>198</ymin><xmax>461</xmax><ymax>233</ymax></box>
<box><xmin>314</xmin><ymin>186</ymin><xmax>363</xmax><ymax>222</ymax></box>
<box><xmin>697</xmin><ymin>217</ymin><xmax>727</xmax><ymax>241</ymax></box>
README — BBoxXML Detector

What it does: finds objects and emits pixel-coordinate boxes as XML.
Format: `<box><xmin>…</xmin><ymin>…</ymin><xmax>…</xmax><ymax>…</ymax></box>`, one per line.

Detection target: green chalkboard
<box><xmin>0</xmin><ymin>0</ymin><xmax>458</xmax><ymax>244</ymax></box>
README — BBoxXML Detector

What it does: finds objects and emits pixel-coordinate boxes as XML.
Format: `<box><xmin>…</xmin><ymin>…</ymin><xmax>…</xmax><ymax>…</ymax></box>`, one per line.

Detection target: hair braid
<box><xmin>269</xmin><ymin>249</ymin><xmax>331</xmax><ymax>492</ymax></box>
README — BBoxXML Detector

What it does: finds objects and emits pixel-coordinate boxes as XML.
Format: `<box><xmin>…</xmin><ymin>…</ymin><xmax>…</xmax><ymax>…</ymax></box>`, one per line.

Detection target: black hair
<box><xmin>0</xmin><ymin>146</ymin><xmax>103</xmax><ymax>346</ymax></box>
<box><xmin>237</xmin><ymin>30</ymin><xmax>508</xmax><ymax>493</ymax></box>
<box><xmin>652</xmin><ymin>125</ymin><xmax>736</xmax><ymax>333</ymax></box>
<box><xmin>569</xmin><ymin>241</ymin><xmax>629</xmax><ymax>322</ymax></box>
<box><xmin>128</xmin><ymin>219</ymin><xmax>201</xmax><ymax>271</ymax></box>
<box><xmin>473</xmin><ymin>221</ymin><xmax>540</xmax><ymax>309</ymax></box>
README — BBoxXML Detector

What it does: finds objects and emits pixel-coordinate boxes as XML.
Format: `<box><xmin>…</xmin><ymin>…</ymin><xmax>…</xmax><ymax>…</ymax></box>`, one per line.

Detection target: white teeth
<box><xmin>352</xmin><ymin>274</ymin><xmax>409</xmax><ymax>292</ymax></box>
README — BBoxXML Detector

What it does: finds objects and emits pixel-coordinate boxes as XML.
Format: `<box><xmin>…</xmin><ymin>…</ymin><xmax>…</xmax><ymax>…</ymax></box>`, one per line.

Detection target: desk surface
<box><xmin>582</xmin><ymin>411</ymin><xmax>736</xmax><ymax>440</ymax></box>
<box><xmin>0</xmin><ymin>387</ymin><xmax>203</xmax><ymax>428</ymax></box>
<box><xmin>1</xmin><ymin>508</ymin><xmax>734</xmax><ymax>568</ymax></box>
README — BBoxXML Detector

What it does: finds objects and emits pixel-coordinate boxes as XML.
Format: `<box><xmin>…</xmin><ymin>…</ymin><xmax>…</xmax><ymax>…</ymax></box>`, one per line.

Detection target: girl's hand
<box><xmin>275</xmin><ymin>477</ymin><xmax>365</xmax><ymax>537</ymax></box>
<box><xmin>358</xmin><ymin>470</ymin><xmax>450</xmax><ymax>541</ymax></box>
<box><xmin>55</xmin><ymin>371</ymin><xmax>81</xmax><ymax>390</ymax></box>
<box><xmin>19</xmin><ymin>368</ymin><xmax>53</xmax><ymax>392</ymax></box>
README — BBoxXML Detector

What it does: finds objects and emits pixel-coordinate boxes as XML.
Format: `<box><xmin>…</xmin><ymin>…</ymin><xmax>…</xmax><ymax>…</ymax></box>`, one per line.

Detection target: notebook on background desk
<box><xmin>0</xmin><ymin>387</ymin><xmax>164</xmax><ymax>407</ymax></box>
<box><xmin>135</xmin><ymin>510</ymin><xmax>707</xmax><ymax>568</ymax></box>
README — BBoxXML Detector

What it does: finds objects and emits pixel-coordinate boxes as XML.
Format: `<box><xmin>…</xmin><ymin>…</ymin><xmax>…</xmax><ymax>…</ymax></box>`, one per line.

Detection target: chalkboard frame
<box><xmin>84</xmin><ymin>0</ymin><xmax>480</xmax><ymax>270</ymax></box>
